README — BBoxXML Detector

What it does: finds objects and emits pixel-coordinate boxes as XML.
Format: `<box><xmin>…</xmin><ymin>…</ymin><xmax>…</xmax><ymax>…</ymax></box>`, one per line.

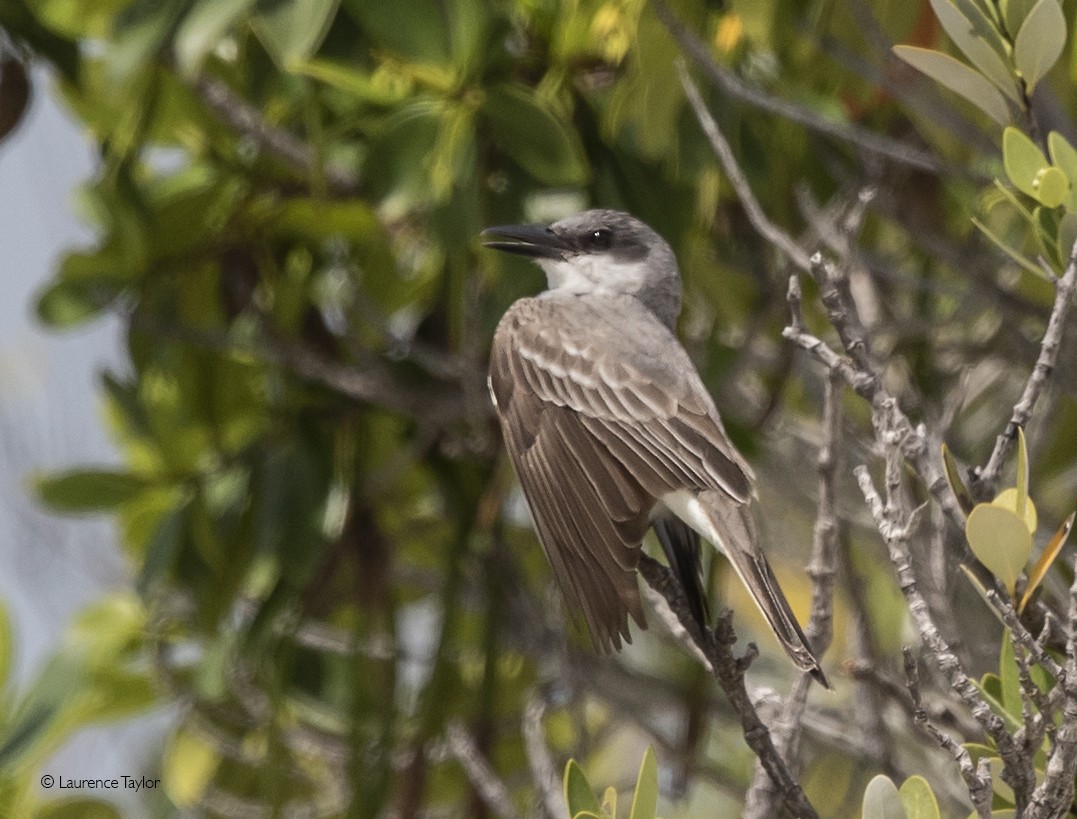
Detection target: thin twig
<box><xmin>1026</xmin><ymin>560</ymin><xmax>1077</xmax><ymax>817</ymax></box>
<box><xmin>856</xmin><ymin>460</ymin><xmax>1037</xmax><ymax>812</ymax></box>
<box><xmin>187</xmin><ymin>70</ymin><xmax>361</xmax><ymax>196</ymax></box>
<box><xmin>744</xmin><ymin>369</ymin><xmax>842</xmax><ymax>818</ymax></box>
<box><xmin>446</xmin><ymin>722</ymin><xmax>517</xmax><ymax>819</ymax></box>
<box><xmin>653</xmin><ymin>0</ymin><xmax>947</xmax><ymax>175</ymax></box>
<box><xmin>523</xmin><ymin>693</ymin><xmax>566</xmax><ymax>819</ymax></box>
<box><xmin>975</xmin><ymin>241</ymin><xmax>1077</xmax><ymax>495</ymax></box>
<box><xmin>677</xmin><ymin>62</ymin><xmax>812</xmax><ymax>272</ymax></box>
<box><xmin>903</xmin><ymin>647</ymin><xmax>993</xmax><ymax>819</ymax></box>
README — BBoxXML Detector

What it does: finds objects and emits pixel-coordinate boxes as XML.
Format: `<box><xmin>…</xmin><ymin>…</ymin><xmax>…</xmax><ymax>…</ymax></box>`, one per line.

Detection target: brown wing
<box><xmin>489</xmin><ymin>295</ymin><xmax>753</xmax><ymax>651</ymax></box>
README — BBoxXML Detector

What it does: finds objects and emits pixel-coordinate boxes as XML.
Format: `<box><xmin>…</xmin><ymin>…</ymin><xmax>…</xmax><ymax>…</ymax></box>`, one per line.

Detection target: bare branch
<box><xmin>523</xmin><ymin>694</ymin><xmax>566</xmax><ymax>819</ymax></box>
<box><xmin>638</xmin><ymin>556</ymin><xmax>820</xmax><ymax>819</ymax></box>
<box><xmin>653</xmin><ymin>0</ymin><xmax>947</xmax><ymax>175</ymax></box>
<box><xmin>446</xmin><ymin>722</ymin><xmax>517</xmax><ymax>819</ymax></box>
<box><xmin>187</xmin><ymin>70</ymin><xmax>361</xmax><ymax>196</ymax></box>
<box><xmin>744</xmin><ymin>369</ymin><xmax>842</xmax><ymax>818</ymax></box>
<box><xmin>976</xmin><ymin>242</ymin><xmax>1077</xmax><ymax>495</ymax></box>
<box><xmin>677</xmin><ymin>62</ymin><xmax>812</xmax><ymax>272</ymax></box>
<box><xmin>903</xmin><ymin>647</ymin><xmax>993</xmax><ymax>818</ymax></box>
<box><xmin>1026</xmin><ymin>560</ymin><xmax>1077</xmax><ymax>817</ymax></box>
<box><xmin>855</xmin><ymin>461</ymin><xmax>1037</xmax><ymax>811</ymax></box>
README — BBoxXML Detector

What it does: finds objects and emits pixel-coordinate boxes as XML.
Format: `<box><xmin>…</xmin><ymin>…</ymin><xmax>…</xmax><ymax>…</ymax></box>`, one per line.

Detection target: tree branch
<box><xmin>186</xmin><ymin>69</ymin><xmax>361</xmax><ymax>197</ymax></box>
<box><xmin>677</xmin><ymin>61</ymin><xmax>812</xmax><ymax>272</ymax></box>
<box><xmin>855</xmin><ymin>459</ymin><xmax>1037</xmax><ymax>812</ymax></box>
<box><xmin>974</xmin><ymin>242</ymin><xmax>1077</xmax><ymax>496</ymax></box>
<box><xmin>744</xmin><ymin>369</ymin><xmax>842</xmax><ymax>818</ymax></box>
<box><xmin>903</xmin><ymin>647</ymin><xmax>993</xmax><ymax>819</ymax></box>
<box><xmin>654</xmin><ymin>0</ymin><xmax>948</xmax><ymax>175</ymax></box>
<box><xmin>638</xmin><ymin>555</ymin><xmax>820</xmax><ymax>819</ymax></box>
<box><xmin>1026</xmin><ymin>560</ymin><xmax>1077</xmax><ymax>818</ymax></box>
<box><xmin>445</xmin><ymin>722</ymin><xmax>517</xmax><ymax>819</ymax></box>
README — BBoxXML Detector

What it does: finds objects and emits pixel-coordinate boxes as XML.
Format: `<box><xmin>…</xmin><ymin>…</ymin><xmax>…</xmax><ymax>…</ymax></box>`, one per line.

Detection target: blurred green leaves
<box><xmin>6</xmin><ymin>0</ymin><xmax>1077</xmax><ymax>815</ymax></box>
<box><xmin>35</xmin><ymin>470</ymin><xmax>153</xmax><ymax>512</ymax></box>
<box><xmin>253</xmin><ymin>0</ymin><xmax>339</xmax><ymax>68</ymax></box>
<box><xmin>482</xmin><ymin>84</ymin><xmax>589</xmax><ymax>186</ymax></box>
<box><xmin>0</xmin><ymin>595</ymin><xmax>153</xmax><ymax>815</ymax></box>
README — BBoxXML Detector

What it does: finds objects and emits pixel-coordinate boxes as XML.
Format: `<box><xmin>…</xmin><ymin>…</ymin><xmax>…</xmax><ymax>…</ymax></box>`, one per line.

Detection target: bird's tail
<box><xmin>698</xmin><ymin>490</ymin><xmax>829</xmax><ymax>688</ymax></box>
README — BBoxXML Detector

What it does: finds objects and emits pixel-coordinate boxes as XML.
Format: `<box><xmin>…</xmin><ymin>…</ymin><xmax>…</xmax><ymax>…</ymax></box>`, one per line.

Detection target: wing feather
<box><xmin>490</xmin><ymin>294</ymin><xmax>753</xmax><ymax>649</ymax></box>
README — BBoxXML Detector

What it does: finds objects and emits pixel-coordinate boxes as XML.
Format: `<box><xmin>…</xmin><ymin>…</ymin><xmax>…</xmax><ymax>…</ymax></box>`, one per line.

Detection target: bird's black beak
<box><xmin>481</xmin><ymin>224</ymin><xmax>570</xmax><ymax>259</ymax></box>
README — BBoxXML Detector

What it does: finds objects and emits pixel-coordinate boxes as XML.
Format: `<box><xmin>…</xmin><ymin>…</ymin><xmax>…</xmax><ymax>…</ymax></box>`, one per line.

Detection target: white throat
<box><xmin>537</xmin><ymin>256</ymin><xmax>651</xmax><ymax>296</ymax></box>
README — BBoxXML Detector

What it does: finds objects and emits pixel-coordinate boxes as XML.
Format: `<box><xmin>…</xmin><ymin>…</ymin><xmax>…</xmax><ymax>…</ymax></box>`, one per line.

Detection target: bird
<box><xmin>482</xmin><ymin>209</ymin><xmax>826</xmax><ymax>686</ymax></box>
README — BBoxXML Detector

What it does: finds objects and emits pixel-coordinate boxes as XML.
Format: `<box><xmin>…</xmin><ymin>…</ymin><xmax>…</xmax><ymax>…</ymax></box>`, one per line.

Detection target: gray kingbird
<box><xmin>483</xmin><ymin>209</ymin><xmax>826</xmax><ymax>685</ymax></box>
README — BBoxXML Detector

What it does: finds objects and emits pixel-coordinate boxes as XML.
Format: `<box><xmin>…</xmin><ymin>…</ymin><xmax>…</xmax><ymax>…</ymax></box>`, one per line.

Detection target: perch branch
<box><xmin>638</xmin><ymin>555</ymin><xmax>820</xmax><ymax>819</ymax></box>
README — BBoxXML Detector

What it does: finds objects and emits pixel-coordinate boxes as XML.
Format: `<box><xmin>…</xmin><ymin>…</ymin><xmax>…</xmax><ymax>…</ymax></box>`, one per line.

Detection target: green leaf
<box><xmin>1002</xmin><ymin>0</ymin><xmax>1039</xmax><ymax>37</ymax></box>
<box><xmin>343</xmin><ymin>0</ymin><xmax>452</xmax><ymax>64</ymax></box>
<box><xmin>108</xmin><ymin>0</ymin><xmax>189</xmax><ymax>86</ymax></box>
<box><xmin>137</xmin><ymin>501</ymin><xmax>190</xmax><ymax>594</ymax></box>
<box><xmin>36</xmin><ymin>277</ymin><xmax>124</xmax><ymax>328</ymax></box>
<box><xmin>1021</xmin><ymin>511</ymin><xmax>1075</xmax><ymax>612</ymax></box>
<box><xmin>952</xmin><ymin>0</ymin><xmax>1013</xmax><ymax>58</ymax></box>
<box><xmin>892</xmin><ymin>46</ymin><xmax>1010</xmax><ymax>125</ymax></box>
<box><xmin>1013</xmin><ymin>0</ymin><xmax>1066</xmax><ymax>92</ymax></box>
<box><xmin>291</xmin><ymin>59</ymin><xmax>411</xmax><ymax>105</ymax></box>
<box><xmin>564</xmin><ymin>759</ymin><xmax>602</xmax><ymax>816</ymax></box>
<box><xmin>269</xmin><ymin>198</ymin><xmax>383</xmax><ymax>243</ymax></box>
<box><xmin>35</xmin><ymin>470</ymin><xmax>152</xmax><ymax>513</ymax></box>
<box><xmin>481</xmin><ymin>84</ymin><xmax>588</xmax><ymax>186</ymax></box>
<box><xmin>928</xmin><ymin>0</ymin><xmax>1020</xmax><ymax>102</ymax></box>
<box><xmin>163</xmin><ymin>727</ymin><xmax>220</xmax><ymax>808</ymax></box>
<box><xmin>966</xmin><ymin>503</ymin><xmax>1032</xmax><ymax>592</ymax></box>
<box><xmin>601</xmin><ymin>787</ymin><xmax>618</xmax><ymax>818</ymax></box>
<box><xmin>1004</xmin><ymin>126</ymin><xmax>1050</xmax><ymax>197</ymax></box>
<box><xmin>1047</xmin><ymin>132</ymin><xmax>1077</xmax><ymax>212</ymax></box>
<box><xmin>629</xmin><ymin>746</ymin><xmax>659</xmax><ymax>819</ymax></box>
<box><xmin>1060</xmin><ymin>212</ymin><xmax>1077</xmax><ymax>259</ymax></box>
<box><xmin>998</xmin><ymin>630</ymin><xmax>1023</xmax><ymax>721</ymax></box>
<box><xmin>899</xmin><ymin>775</ymin><xmax>941</xmax><ymax>819</ymax></box>
<box><xmin>862</xmin><ymin>774</ymin><xmax>906</xmax><ymax>819</ymax></box>
<box><xmin>27</xmin><ymin>0</ymin><xmax>130</xmax><ymax>39</ymax></box>
<box><xmin>941</xmin><ymin>443</ymin><xmax>976</xmax><ymax>515</ymax></box>
<box><xmin>1032</xmin><ymin>166</ymin><xmax>1069</xmax><ymax>208</ymax></box>
<box><xmin>253</xmin><ymin>0</ymin><xmax>340</xmax><ymax>68</ymax></box>
<box><xmin>971</xmin><ymin>217</ymin><xmax>1051</xmax><ymax>279</ymax></box>
<box><xmin>993</xmin><ymin>488</ymin><xmax>1038</xmax><ymax>534</ymax></box>
<box><xmin>174</xmin><ymin>0</ymin><xmax>258</xmax><ymax>76</ymax></box>
<box><xmin>1032</xmin><ymin>205</ymin><xmax>1063</xmax><ymax>268</ymax></box>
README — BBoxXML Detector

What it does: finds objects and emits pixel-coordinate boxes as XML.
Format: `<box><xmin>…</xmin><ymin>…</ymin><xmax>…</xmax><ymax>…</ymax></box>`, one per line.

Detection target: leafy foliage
<box><xmin>2</xmin><ymin>0</ymin><xmax>1077</xmax><ymax>816</ymax></box>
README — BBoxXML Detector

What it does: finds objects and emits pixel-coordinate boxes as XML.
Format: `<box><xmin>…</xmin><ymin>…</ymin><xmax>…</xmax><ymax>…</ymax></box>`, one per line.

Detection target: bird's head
<box><xmin>481</xmin><ymin>209</ymin><xmax>682</xmax><ymax>327</ymax></box>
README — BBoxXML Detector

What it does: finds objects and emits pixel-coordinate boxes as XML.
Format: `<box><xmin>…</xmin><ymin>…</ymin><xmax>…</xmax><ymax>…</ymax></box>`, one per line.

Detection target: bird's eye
<box><xmin>586</xmin><ymin>228</ymin><xmax>612</xmax><ymax>250</ymax></box>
